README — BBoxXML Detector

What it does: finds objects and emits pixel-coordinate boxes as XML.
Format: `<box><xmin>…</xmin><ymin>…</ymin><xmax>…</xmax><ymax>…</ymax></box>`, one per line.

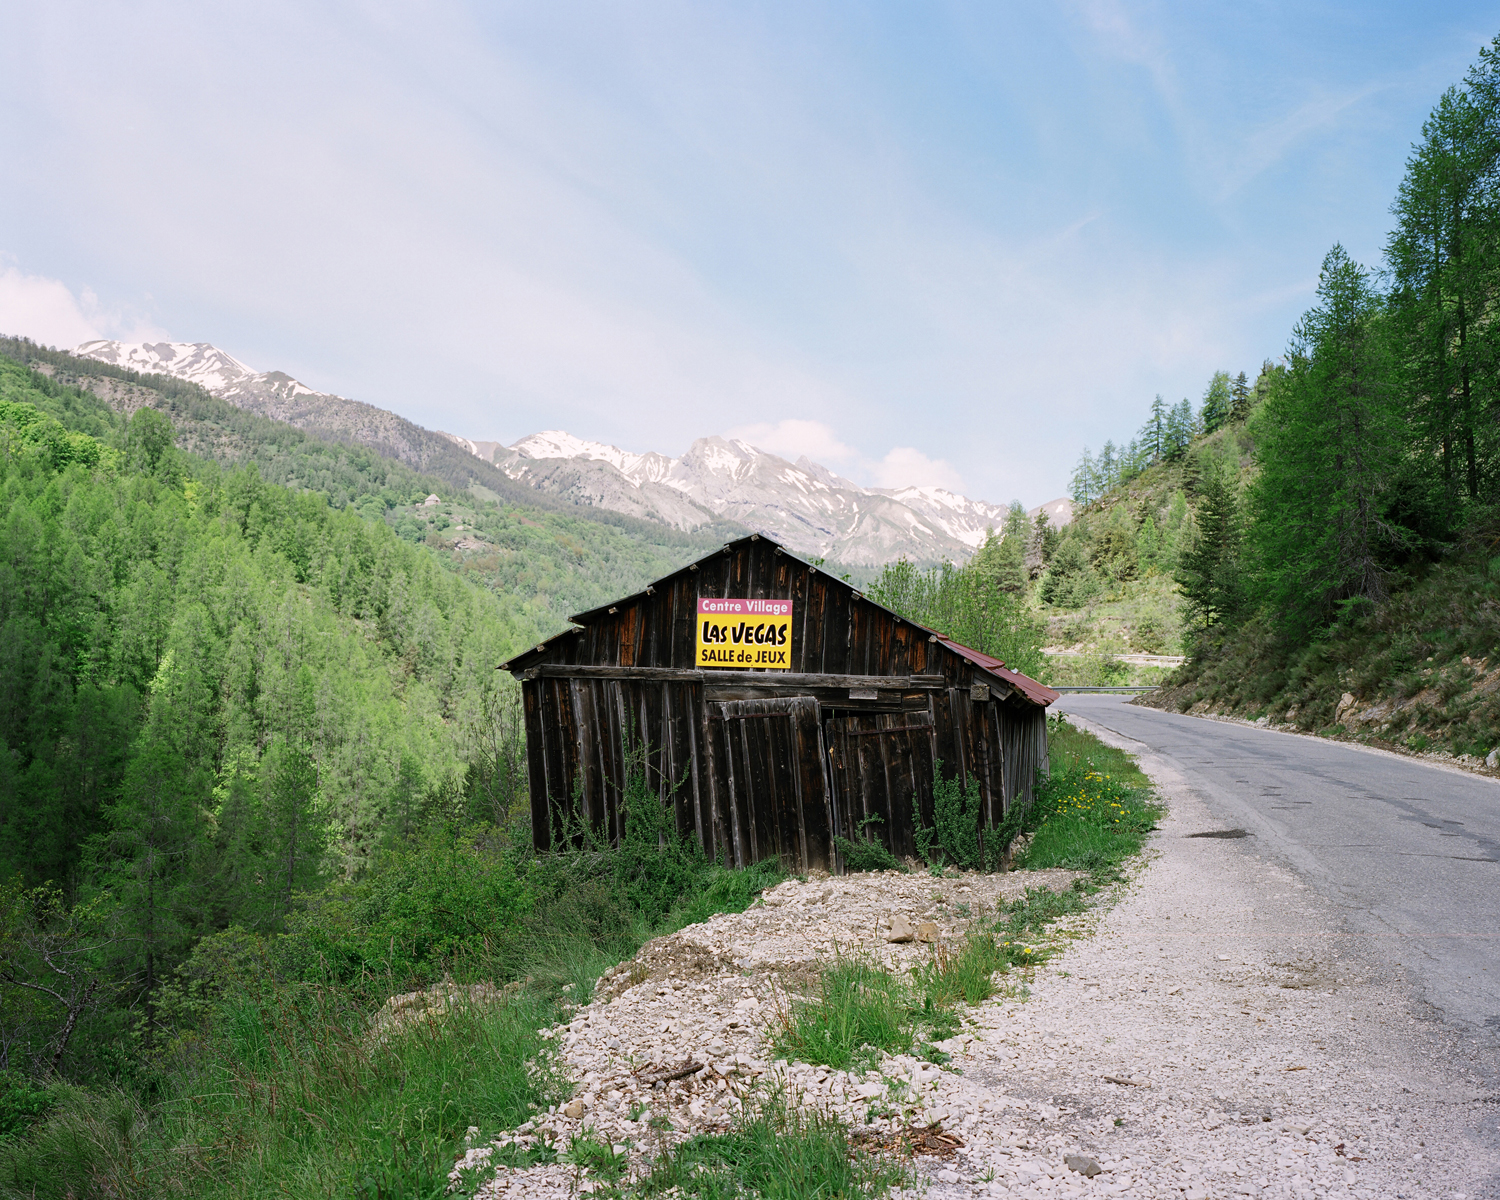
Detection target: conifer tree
<box><xmin>1249</xmin><ymin>245</ymin><xmax>1406</xmax><ymax>635</ymax></box>
<box><xmin>1070</xmin><ymin>448</ymin><xmax>1096</xmax><ymax>504</ymax></box>
<box><xmin>94</xmin><ymin>734</ymin><xmax>209</xmax><ymax>1045</ymax></box>
<box><xmin>261</xmin><ymin>736</ymin><xmax>324</xmax><ymax>924</ymax></box>
<box><xmin>1200</xmin><ymin>371</ymin><xmax>1233</xmax><ymax>433</ymax></box>
<box><xmin>1141</xmin><ymin>394</ymin><xmax>1168</xmax><ymax>462</ymax></box>
<box><xmin>1230</xmin><ymin>371</ymin><xmax>1252</xmax><ymax>421</ymax></box>
<box><xmin>1175</xmin><ymin>469</ymin><xmax>1243</xmax><ymax>628</ymax></box>
<box><xmin>1166</xmin><ymin>399</ymin><xmax>1195</xmax><ymax>459</ymax></box>
<box><xmin>1387</xmin><ymin>73</ymin><xmax>1500</xmax><ymax>506</ymax></box>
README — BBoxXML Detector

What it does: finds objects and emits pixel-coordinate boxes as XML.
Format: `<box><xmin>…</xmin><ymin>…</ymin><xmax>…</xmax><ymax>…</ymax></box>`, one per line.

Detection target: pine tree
<box><xmin>1387</xmin><ymin>73</ymin><xmax>1500</xmax><ymax>507</ymax></box>
<box><xmin>1141</xmin><ymin>394</ymin><xmax>1168</xmax><ymax>463</ymax></box>
<box><xmin>1165</xmin><ymin>399</ymin><xmax>1195</xmax><ymax>459</ymax></box>
<box><xmin>261</xmin><ymin>736</ymin><xmax>325</xmax><ymax>925</ymax></box>
<box><xmin>1200</xmin><ymin>372</ymin><xmax>1233</xmax><ymax>434</ymax></box>
<box><xmin>1070</xmin><ymin>448</ymin><xmax>1096</xmax><ymax>504</ymax></box>
<box><xmin>94</xmin><ymin>734</ymin><xmax>209</xmax><ymax>1045</ymax></box>
<box><xmin>1230</xmin><ymin>371</ymin><xmax>1252</xmax><ymax>422</ymax></box>
<box><xmin>1098</xmin><ymin>441</ymin><xmax>1117</xmax><ymax>494</ymax></box>
<box><xmin>1175</xmin><ymin>469</ymin><xmax>1244</xmax><ymax>629</ymax></box>
<box><xmin>1249</xmin><ymin>245</ymin><xmax>1406</xmax><ymax>635</ymax></box>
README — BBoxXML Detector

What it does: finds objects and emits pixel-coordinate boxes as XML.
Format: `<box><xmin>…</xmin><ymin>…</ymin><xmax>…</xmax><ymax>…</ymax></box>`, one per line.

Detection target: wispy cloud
<box><xmin>725</xmin><ymin>419</ymin><xmax>856</xmax><ymax>466</ymax></box>
<box><xmin>871</xmin><ymin>447</ymin><xmax>964</xmax><ymax>493</ymax></box>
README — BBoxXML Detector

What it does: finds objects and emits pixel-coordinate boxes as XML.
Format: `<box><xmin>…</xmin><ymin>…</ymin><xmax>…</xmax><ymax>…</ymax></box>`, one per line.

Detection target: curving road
<box><xmin>1056</xmin><ymin>693</ymin><xmax>1500</xmax><ymax>1060</ymax></box>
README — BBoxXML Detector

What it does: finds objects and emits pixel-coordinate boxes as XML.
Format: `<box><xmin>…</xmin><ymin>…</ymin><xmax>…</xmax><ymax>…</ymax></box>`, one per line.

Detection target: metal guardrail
<box><xmin>1049</xmin><ymin>685</ymin><xmax>1159</xmax><ymax>693</ymax></box>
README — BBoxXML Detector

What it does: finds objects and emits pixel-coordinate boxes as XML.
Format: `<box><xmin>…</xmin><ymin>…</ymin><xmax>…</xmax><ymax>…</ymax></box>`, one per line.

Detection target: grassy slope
<box><xmin>0</xmin><ymin>718</ymin><xmax>1157</xmax><ymax>1200</ymax></box>
<box><xmin>1034</xmin><ymin>426</ymin><xmax>1258</xmax><ymax>686</ymax></box>
<box><xmin>1143</xmin><ymin>534</ymin><xmax>1500</xmax><ymax>761</ymax></box>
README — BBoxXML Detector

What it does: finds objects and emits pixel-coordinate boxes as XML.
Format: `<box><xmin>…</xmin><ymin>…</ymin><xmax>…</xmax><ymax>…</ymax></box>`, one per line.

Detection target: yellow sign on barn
<box><xmin>696</xmin><ymin>597</ymin><xmax>793</xmax><ymax>669</ymax></box>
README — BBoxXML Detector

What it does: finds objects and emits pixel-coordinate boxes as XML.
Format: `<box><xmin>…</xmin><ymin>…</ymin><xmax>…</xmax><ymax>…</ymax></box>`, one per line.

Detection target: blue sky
<box><xmin>1</xmin><ymin>2</ymin><xmax>1495</xmax><ymax>504</ymax></box>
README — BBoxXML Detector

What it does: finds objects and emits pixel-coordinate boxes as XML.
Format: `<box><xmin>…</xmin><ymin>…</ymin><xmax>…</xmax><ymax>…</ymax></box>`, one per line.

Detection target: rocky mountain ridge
<box><xmin>445</xmin><ymin>428</ymin><xmax>1077</xmax><ymax>566</ymax></box>
<box><xmin>72</xmin><ymin>340</ymin><xmax>1067</xmax><ymax>566</ymax></box>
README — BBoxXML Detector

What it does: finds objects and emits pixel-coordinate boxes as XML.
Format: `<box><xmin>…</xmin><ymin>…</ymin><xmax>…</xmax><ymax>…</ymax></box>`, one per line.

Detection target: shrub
<box><xmin>833</xmin><ymin>816</ymin><xmax>904</xmax><ymax>874</ymax></box>
<box><xmin>0</xmin><ymin>1072</ymin><xmax>55</xmax><ymax>1139</ymax></box>
<box><xmin>916</xmin><ymin>762</ymin><xmax>1014</xmax><ymax>872</ymax></box>
<box><xmin>281</xmin><ymin>826</ymin><xmax>534</xmax><ymax>988</ymax></box>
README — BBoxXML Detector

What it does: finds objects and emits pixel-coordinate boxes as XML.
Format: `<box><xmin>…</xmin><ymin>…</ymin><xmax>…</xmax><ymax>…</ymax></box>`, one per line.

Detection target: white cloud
<box><xmin>725</xmin><ymin>418</ymin><xmax>855</xmax><ymax>465</ymax></box>
<box><xmin>871</xmin><ymin>447</ymin><xmax>964</xmax><ymax>493</ymax></box>
<box><xmin>0</xmin><ymin>268</ymin><xmax>103</xmax><ymax>347</ymax></box>
<box><xmin>0</xmin><ymin>266</ymin><xmax>166</xmax><ymax>348</ymax></box>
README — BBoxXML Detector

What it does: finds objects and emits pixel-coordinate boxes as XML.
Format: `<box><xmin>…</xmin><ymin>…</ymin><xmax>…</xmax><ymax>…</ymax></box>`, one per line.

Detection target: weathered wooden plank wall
<box><xmin>513</xmin><ymin>536</ymin><xmax>1052</xmax><ymax>872</ymax></box>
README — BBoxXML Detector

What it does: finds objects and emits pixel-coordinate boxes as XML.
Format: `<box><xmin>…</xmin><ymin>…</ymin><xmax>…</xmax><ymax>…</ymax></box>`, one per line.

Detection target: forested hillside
<box><xmin>863</xmin><ymin>364</ymin><xmax>1273</xmax><ymax>691</ymax></box>
<box><xmin>1139</xmin><ymin>38</ymin><xmax>1500</xmax><ymax>762</ymax></box>
<box><xmin>2</xmin><ymin>337</ymin><xmax>740</xmax><ymax>623</ymax></box>
<box><xmin>0</xmin><ymin>352</ymin><xmax>784</xmax><ymax>1199</ymax></box>
<box><xmin>0</xmin><ymin>358</ymin><xmax>546</xmax><ymax>895</ymax></box>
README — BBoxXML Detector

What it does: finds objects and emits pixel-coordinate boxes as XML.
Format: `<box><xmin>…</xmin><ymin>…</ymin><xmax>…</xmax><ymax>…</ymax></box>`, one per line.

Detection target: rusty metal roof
<box><xmin>930</xmin><ymin>633</ymin><xmax>1060</xmax><ymax>708</ymax></box>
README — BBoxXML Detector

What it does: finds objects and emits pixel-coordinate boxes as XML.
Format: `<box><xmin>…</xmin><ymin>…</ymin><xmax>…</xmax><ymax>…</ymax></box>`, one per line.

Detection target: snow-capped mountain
<box><xmin>75</xmin><ymin>340</ymin><xmax>262</xmax><ymax>393</ymax></box>
<box><xmin>450</xmin><ymin>429</ymin><xmax>1036</xmax><ymax>566</ymax></box>
<box><xmin>72</xmin><ymin>338</ymin><xmax>463</xmax><ymax>469</ymax></box>
<box><xmin>70</xmin><ymin>340</ymin><xmax>1058</xmax><ymax>567</ymax></box>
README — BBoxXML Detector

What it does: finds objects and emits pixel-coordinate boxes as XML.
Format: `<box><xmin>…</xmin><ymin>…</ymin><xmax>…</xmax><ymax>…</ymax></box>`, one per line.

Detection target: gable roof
<box><xmin>500</xmin><ymin>533</ymin><xmax>1056</xmax><ymax>706</ymax></box>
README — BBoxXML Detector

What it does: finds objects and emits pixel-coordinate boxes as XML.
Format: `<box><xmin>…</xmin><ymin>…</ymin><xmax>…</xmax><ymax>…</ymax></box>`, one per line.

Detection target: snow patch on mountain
<box><xmin>70</xmin><ymin>339</ymin><xmax>1059</xmax><ymax>567</ymax></box>
<box><xmin>75</xmin><ymin>340</ymin><xmax>259</xmax><ymax>393</ymax></box>
<box><xmin>460</xmin><ymin>429</ymin><xmax>1039</xmax><ymax>566</ymax></box>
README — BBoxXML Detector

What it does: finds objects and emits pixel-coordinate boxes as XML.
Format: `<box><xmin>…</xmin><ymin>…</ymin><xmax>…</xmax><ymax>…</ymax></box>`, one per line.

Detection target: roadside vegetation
<box><xmin>1127</xmin><ymin>38</ymin><xmax>1500</xmax><ymax>762</ymax></box>
<box><xmin>0</xmin><ymin>742</ymin><xmax>780</xmax><ymax>1198</ymax></box>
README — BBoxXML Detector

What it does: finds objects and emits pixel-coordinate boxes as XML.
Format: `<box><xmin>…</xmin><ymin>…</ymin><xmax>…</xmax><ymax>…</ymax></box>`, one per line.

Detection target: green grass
<box><xmin>0</xmin><ymin>810</ymin><xmax>782</xmax><ymax>1200</ymax></box>
<box><xmin>632</xmin><ymin>1093</ymin><xmax>912</xmax><ymax>1199</ymax></box>
<box><xmin>0</xmin><ymin>722</ymin><xmax>1156</xmax><ymax>1200</ymax></box>
<box><xmin>1</xmin><ymin>987</ymin><xmax>562</xmax><ymax>1200</ymax></box>
<box><xmin>1014</xmin><ymin>715</ymin><xmax>1160</xmax><ymax>877</ymax></box>
<box><xmin>911</xmin><ymin>931</ymin><xmax>1010</xmax><ymax>1007</ymax></box>
<box><xmin>770</xmin><ymin>958</ymin><xmax>917</xmax><ymax>1071</ymax></box>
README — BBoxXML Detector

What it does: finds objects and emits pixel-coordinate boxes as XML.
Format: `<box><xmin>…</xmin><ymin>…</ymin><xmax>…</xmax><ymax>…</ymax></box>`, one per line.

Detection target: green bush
<box><xmin>0</xmin><ymin>1072</ymin><xmax>56</xmax><ymax>1140</ymax></box>
<box><xmin>281</xmin><ymin>827</ymin><xmax>535</xmax><ymax>988</ymax></box>
<box><xmin>833</xmin><ymin>815</ymin><xmax>904</xmax><ymax>874</ymax></box>
<box><xmin>916</xmin><ymin>762</ymin><xmax>1012</xmax><ymax>872</ymax></box>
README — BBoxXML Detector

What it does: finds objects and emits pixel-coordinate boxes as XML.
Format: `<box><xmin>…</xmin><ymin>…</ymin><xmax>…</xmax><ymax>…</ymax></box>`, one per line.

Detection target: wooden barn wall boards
<box><xmin>501</xmin><ymin>534</ymin><xmax>1058</xmax><ymax>873</ymax></box>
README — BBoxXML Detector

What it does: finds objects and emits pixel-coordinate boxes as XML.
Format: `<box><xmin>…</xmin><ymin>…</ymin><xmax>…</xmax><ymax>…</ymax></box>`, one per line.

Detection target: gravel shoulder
<box><xmin>456</xmin><ymin>716</ymin><xmax>1500</xmax><ymax>1199</ymax></box>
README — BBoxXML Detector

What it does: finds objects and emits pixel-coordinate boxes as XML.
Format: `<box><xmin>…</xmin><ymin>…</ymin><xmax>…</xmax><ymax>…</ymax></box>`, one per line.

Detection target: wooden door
<box><xmin>709</xmin><ymin>697</ymin><xmax>833</xmax><ymax>872</ymax></box>
<box><xmin>826</xmin><ymin>712</ymin><xmax>938</xmax><ymax>865</ymax></box>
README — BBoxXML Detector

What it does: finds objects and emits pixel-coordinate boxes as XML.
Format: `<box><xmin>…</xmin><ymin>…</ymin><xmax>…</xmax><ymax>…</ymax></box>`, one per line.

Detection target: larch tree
<box><xmin>1248</xmin><ymin>246</ymin><xmax>1406</xmax><ymax>636</ymax></box>
<box><xmin>1175</xmin><ymin>468</ymin><xmax>1243</xmax><ymax>629</ymax></box>
<box><xmin>1200</xmin><ymin>371</ymin><xmax>1234</xmax><ymax>434</ymax></box>
<box><xmin>1229</xmin><ymin>372</ymin><xmax>1252</xmax><ymax>422</ymax></box>
<box><xmin>1386</xmin><ymin>80</ymin><xmax>1500</xmax><ymax>507</ymax></box>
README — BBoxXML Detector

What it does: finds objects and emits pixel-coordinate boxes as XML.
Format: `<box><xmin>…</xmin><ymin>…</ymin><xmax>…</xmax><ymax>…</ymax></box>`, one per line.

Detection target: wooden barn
<box><xmin>500</xmin><ymin>534</ymin><xmax>1058</xmax><ymax>873</ymax></box>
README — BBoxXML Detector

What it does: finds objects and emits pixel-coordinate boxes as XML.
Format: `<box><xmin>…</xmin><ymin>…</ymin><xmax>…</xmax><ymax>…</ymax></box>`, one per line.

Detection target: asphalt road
<box><xmin>1056</xmin><ymin>693</ymin><xmax>1500</xmax><ymax>1060</ymax></box>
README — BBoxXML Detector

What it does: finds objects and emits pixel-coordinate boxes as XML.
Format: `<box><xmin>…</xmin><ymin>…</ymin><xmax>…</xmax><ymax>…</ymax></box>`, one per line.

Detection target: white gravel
<box><xmin>453</xmin><ymin>717</ymin><xmax>1499</xmax><ymax>1199</ymax></box>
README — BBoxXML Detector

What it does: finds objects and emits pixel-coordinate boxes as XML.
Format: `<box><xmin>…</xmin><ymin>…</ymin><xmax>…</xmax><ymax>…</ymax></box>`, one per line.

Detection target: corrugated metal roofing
<box><xmin>930</xmin><ymin>633</ymin><xmax>1060</xmax><ymax>708</ymax></box>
